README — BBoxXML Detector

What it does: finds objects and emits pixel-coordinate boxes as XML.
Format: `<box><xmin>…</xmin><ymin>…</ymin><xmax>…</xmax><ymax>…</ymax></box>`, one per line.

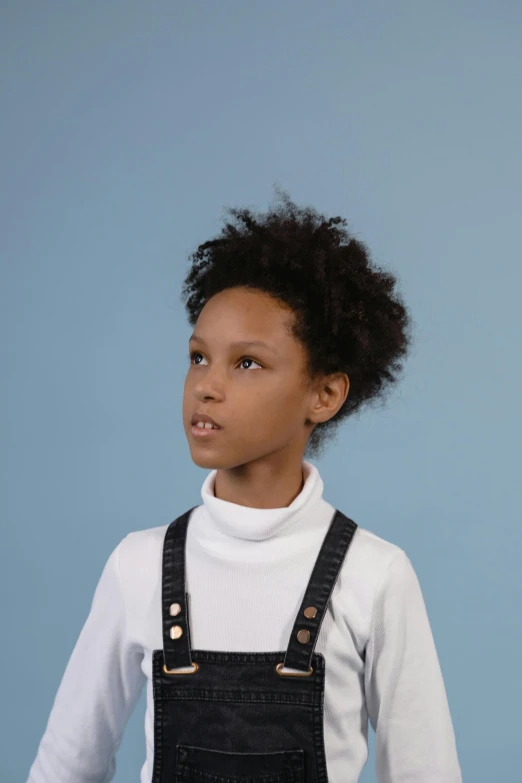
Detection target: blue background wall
<box><xmin>2</xmin><ymin>2</ymin><xmax>521</xmax><ymax>781</ymax></box>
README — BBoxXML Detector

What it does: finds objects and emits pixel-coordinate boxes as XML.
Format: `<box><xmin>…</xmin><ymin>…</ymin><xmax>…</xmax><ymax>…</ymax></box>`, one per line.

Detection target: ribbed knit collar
<box><xmin>186</xmin><ymin>461</ymin><xmax>328</xmax><ymax>564</ymax></box>
<box><xmin>198</xmin><ymin>460</ymin><xmax>323</xmax><ymax>543</ymax></box>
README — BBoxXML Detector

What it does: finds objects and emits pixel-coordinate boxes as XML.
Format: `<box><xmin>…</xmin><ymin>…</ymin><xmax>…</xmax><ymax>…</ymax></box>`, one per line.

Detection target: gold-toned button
<box><xmin>297</xmin><ymin>629</ymin><xmax>311</xmax><ymax>644</ymax></box>
<box><xmin>170</xmin><ymin>603</ymin><xmax>181</xmax><ymax>616</ymax></box>
<box><xmin>170</xmin><ymin>625</ymin><xmax>183</xmax><ymax>640</ymax></box>
<box><xmin>304</xmin><ymin>606</ymin><xmax>317</xmax><ymax>619</ymax></box>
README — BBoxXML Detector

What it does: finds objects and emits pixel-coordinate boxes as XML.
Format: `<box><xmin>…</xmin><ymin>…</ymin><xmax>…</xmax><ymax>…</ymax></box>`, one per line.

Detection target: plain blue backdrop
<box><xmin>2</xmin><ymin>2</ymin><xmax>521</xmax><ymax>781</ymax></box>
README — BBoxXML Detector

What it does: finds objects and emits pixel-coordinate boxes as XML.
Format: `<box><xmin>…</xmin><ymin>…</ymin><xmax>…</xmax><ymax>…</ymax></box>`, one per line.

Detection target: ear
<box><xmin>307</xmin><ymin>373</ymin><xmax>350</xmax><ymax>425</ymax></box>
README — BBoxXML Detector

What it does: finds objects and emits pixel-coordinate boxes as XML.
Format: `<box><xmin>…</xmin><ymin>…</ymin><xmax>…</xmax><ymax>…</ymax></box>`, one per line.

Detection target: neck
<box><xmin>213</xmin><ymin>457</ymin><xmax>305</xmax><ymax>509</ymax></box>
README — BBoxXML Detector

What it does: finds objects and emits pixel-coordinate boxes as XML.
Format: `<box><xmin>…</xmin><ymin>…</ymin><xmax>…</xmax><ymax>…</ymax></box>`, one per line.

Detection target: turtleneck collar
<box><xmin>198</xmin><ymin>460</ymin><xmax>324</xmax><ymax>542</ymax></box>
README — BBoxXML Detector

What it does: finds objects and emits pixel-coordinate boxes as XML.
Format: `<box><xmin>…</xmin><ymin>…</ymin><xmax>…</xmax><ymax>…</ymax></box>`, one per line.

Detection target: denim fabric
<box><xmin>151</xmin><ymin>506</ymin><xmax>358</xmax><ymax>782</ymax></box>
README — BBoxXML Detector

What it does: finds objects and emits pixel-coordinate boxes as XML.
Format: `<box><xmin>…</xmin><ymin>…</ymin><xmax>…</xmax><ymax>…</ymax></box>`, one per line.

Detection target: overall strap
<box><xmin>282</xmin><ymin>510</ymin><xmax>358</xmax><ymax>673</ymax></box>
<box><xmin>161</xmin><ymin>506</ymin><xmax>198</xmax><ymax>672</ymax></box>
<box><xmin>161</xmin><ymin>506</ymin><xmax>358</xmax><ymax>674</ymax></box>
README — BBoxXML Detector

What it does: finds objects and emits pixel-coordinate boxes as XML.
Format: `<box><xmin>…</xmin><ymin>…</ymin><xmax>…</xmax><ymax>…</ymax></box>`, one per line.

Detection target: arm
<box><xmin>26</xmin><ymin>537</ymin><xmax>146</xmax><ymax>783</ymax></box>
<box><xmin>364</xmin><ymin>550</ymin><xmax>462</xmax><ymax>783</ymax></box>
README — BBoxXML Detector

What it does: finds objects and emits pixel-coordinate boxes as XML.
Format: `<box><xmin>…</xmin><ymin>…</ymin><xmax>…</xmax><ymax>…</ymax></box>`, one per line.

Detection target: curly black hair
<box><xmin>180</xmin><ymin>190</ymin><xmax>414</xmax><ymax>459</ymax></box>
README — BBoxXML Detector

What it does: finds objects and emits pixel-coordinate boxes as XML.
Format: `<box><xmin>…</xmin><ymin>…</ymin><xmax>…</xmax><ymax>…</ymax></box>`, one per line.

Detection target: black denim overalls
<box><xmin>151</xmin><ymin>505</ymin><xmax>358</xmax><ymax>783</ymax></box>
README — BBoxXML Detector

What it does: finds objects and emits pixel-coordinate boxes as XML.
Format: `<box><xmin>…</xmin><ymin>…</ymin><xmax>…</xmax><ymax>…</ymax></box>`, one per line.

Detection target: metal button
<box><xmin>297</xmin><ymin>629</ymin><xmax>311</xmax><ymax>644</ymax></box>
<box><xmin>170</xmin><ymin>603</ymin><xmax>181</xmax><ymax>616</ymax></box>
<box><xmin>170</xmin><ymin>625</ymin><xmax>183</xmax><ymax>640</ymax></box>
<box><xmin>304</xmin><ymin>606</ymin><xmax>317</xmax><ymax>619</ymax></box>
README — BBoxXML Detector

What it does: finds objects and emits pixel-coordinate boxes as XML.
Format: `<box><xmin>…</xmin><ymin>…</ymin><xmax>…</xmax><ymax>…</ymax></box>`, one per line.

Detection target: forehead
<box><xmin>194</xmin><ymin>287</ymin><xmax>295</xmax><ymax>340</ymax></box>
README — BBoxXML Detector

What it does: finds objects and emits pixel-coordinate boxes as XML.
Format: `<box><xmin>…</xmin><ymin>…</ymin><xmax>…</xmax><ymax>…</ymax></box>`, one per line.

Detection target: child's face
<box><xmin>182</xmin><ymin>286</ymin><xmax>319</xmax><ymax>471</ymax></box>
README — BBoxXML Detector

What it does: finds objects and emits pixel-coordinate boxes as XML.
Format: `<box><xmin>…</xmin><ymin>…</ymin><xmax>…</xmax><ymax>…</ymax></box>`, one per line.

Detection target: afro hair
<box><xmin>180</xmin><ymin>190</ymin><xmax>414</xmax><ymax>459</ymax></box>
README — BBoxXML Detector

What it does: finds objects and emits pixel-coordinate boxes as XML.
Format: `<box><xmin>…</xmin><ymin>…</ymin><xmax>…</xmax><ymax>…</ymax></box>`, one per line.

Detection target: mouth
<box><xmin>190</xmin><ymin>412</ymin><xmax>222</xmax><ymax>440</ymax></box>
<box><xmin>190</xmin><ymin>423</ymin><xmax>222</xmax><ymax>439</ymax></box>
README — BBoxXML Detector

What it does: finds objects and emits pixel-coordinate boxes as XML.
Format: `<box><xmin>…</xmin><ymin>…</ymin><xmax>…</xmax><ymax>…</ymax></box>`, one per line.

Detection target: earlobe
<box><xmin>307</xmin><ymin>400</ymin><xmax>333</xmax><ymax>426</ymax></box>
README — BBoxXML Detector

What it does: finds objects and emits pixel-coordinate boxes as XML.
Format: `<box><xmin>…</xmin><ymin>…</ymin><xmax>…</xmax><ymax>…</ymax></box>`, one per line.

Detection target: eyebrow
<box><xmin>188</xmin><ymin>334</ymin><xmax>277</xmax><ymax>353</ymax></box>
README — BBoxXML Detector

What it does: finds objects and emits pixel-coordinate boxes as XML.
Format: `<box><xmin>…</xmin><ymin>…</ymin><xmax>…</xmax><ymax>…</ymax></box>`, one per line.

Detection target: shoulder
<box><xmin>121</xmin><ymin>521</ymin><xmax>171</xmax><ymax>557</ymax></box>
<box><xmin>345</xmin><ymin>520</ymin><xmax>410</xmax><ymax>586</ymax></box>
<box><xmin>117</xmin><ymin>521</ymin><xmax>171</xmax><ymax>586</ymax></box>
<box><xmin>351</xmin><ymin>525</ymin><xmax>420</xmax><ymax>601</ymax></box>
<box><xmin>116</xmin><ymin>508</ymin><xmax>201</xmax><ymax>594</ymax></box>
<box><xmin>333</xmin><ymin>514</ymin><xmax>417</xmax><ymax>639</ymax></box>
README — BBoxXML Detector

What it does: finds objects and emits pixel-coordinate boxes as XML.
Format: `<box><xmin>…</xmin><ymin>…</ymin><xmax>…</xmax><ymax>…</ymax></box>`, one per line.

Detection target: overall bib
<box><xmin>151</xmin><ymin>506</ymin><xmax>358</xmax><ymax>783</ymax></box>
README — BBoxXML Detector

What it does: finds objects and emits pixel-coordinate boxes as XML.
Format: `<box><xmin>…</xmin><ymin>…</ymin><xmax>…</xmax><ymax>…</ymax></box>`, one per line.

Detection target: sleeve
<box><xmin>26</xmin><ymin>537</ymin><xmax>146</xmax><ymax>783</ymax></box>
<box><xmin>364</xmin><ymin>550</ymin><xmax>463</xmax><ymax>783</ymax></box>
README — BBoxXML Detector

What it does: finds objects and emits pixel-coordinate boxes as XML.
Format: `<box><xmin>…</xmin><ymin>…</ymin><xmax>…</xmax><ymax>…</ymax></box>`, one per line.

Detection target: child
<box><xmin>27</xmin><ymin>192</ymin><xmax>462</xmax><ymax>782</ymax></box>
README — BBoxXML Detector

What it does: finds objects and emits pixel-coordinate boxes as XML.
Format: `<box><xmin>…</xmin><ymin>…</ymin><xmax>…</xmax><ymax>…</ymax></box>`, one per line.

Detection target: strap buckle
<box><xmin>163</xmin><ymin>661</ymin><xmax>199</xmax><ymax>675</ymax></box>
<box><xmin>275</xmin><ymin>662</ymin><xmax>313</xmax><ymax>677</ymax></box>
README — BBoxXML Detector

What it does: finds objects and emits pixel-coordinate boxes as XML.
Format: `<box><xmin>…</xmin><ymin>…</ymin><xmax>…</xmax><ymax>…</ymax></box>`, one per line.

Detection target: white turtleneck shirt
<box><xmin>26</xmin><ymin>461</ymin><xmax>462</xmax><ymax>783</ymax></box>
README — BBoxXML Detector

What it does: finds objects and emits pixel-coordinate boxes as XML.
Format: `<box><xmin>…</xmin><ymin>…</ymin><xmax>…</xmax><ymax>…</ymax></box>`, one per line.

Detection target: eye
<box><xmin>238</xmin><ymin>357</ymin><xmax>262</xmax><ymax>370</ymax></box>
<box><xmin>189</xmin><ymin>351</ymin><xmax>207</xmax><ymax>366</ymax></box>
<box><xmin>188</xmin><ymin>351</ymin><xmax>262</xmax><ymax>370</ymax></box>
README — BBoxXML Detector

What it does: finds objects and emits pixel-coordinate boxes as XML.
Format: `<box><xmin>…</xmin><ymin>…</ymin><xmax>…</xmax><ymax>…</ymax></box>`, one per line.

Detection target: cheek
<box><xmin>250</xmin><ymin>386</ymin><xmax>303</xmax><ymax>428</ymax></box>
<box><xmin>182</xmin><ymin>379</ymin><xmax>193</xmax><ymax>417</ymax></box>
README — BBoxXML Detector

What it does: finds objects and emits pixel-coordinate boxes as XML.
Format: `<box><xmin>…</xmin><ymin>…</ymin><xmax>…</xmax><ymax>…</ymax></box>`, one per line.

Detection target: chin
<box><xmin>188</xmin><ymin>449</ymin><xmax>225</xmax><ymax>470</ymax></box>
<box><xmin>188</xmin><ymin>447</ymin><xmax>257</xmax><ymax>471</ymax></box>
<box><xmin>191</xmin><ymin>456</ymin><xmax>221</xmax><ymax>469</ymax></box>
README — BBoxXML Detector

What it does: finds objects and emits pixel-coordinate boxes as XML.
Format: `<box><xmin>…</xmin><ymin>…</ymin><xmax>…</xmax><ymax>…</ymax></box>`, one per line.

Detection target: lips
<box><xmin>191</xmin><ymin>412</ymin><xmax>221</xmax><ymax>428</ymax></box>
<box><xmin>190</xmin><ymin>412</ymin><xmax>222</xmax><ymax>440</ymax></box>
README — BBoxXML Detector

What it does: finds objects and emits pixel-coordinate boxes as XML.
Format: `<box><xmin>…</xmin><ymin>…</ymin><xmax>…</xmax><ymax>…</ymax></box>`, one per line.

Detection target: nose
<box><xmin>192</xmin><ymin>366</ymin><xmax>225</xmax><ymax>402</ymax></box>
